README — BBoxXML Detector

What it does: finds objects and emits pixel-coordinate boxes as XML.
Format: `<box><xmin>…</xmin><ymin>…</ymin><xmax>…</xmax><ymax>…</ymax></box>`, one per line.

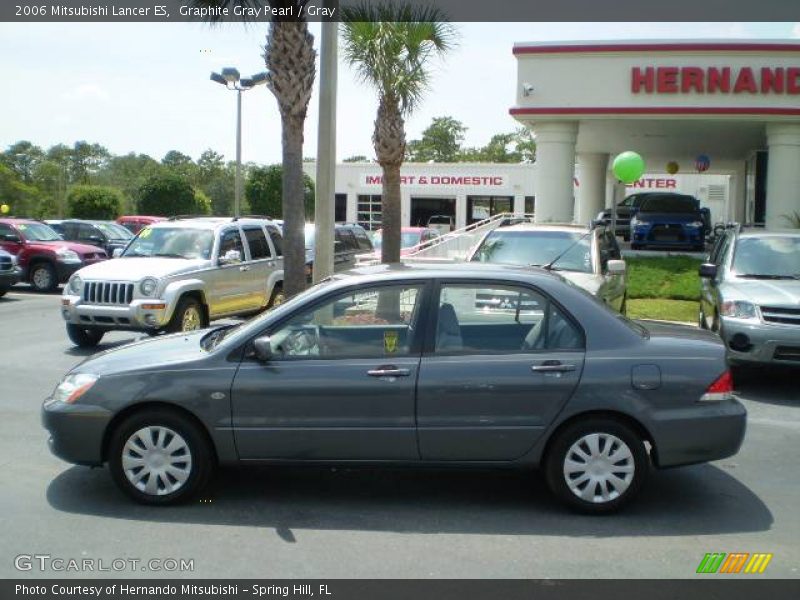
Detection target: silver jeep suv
<box><xmin>61</xmin><ymin>217</ymin><xmax>284</xmax><ymax>347</ymax></box>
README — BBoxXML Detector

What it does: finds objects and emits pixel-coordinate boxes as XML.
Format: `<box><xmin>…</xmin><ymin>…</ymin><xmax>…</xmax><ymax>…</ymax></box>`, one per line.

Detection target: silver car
<box><xmin>699</xmin><ymin>227</ymin><xmax>800</xmax><ymax>365</ymax></box>
<box><xmin>468</xmin><ymin>223</ymin><xmax>628</xmax><ymax>313</ymax></box>
<box><xmin>61</xmin><ymin>217</ymin><xmax>284</xmax><ymax>347</ymax></box>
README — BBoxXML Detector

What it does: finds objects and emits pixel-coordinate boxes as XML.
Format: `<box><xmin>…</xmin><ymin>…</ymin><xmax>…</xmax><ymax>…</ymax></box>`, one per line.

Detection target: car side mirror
<box><xmin>699</xmin><ymin>263</ymin><xmax>717</xmax><ymax>279</ymax></box>
<box><xmin>607</xmin><ymin>259</ymin><xmax>626</xmax><ymax>274</ymax></box>
<box><xmin>112</xmin><ymin>248</ymin><xmax>124</xmax><ymax>258</ymax></box>
<box><xmin>219</xmin><ymin>249</ymin><xmax>242</xmax><ymax>265</ymax></box>
<box><xmin>252</xmin><ymin>335</ymin><xmax>273</xmax><ymax>362</ymax></box>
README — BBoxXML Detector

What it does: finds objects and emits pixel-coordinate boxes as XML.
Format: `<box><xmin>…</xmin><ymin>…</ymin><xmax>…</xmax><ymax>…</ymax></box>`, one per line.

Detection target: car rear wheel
<box><xmin>66</xmin><ymin>324</ymin><xmax>105</xmax><ymax>348</ymax></box>
<box><xmin>545</xmin><ymin>418</ymin><xmax>648</xmax><ymax>514</ymax></box>
<box><xmin>108</xmin><ymin>409</ymin><xmax>214</xmax><ymax>505</ymax></box>
<box><xmin>268</xmin><ymin>283</ymin><xmax>285</xmax><ymax>308</ymax></box>
<box><xmin>30</xmin><ymin>262</ymin><xmax>57</xmax><ymax>293</ymax></box>
<box><xmin>167</xmin><ymin>297</ymin><xmax>207</xmax><ymax>333</ymax></box>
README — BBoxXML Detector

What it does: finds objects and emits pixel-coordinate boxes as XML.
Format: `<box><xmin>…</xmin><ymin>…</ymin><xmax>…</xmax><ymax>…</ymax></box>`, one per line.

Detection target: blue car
<box><xmin>630</xmin><ymin>193</ymin><xmax>707</xmax><ymax>251</ymax></box>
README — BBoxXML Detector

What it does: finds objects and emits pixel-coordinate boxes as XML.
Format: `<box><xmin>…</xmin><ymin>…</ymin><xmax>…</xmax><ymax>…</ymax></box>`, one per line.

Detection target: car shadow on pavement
<box><xmin>47</xmin><ymin>461</ymin><xmax>771</xmax><ymax>539</ymax></box>
<box><xmin>735</xmin><ymin>366</ymin><xmax>799</xmax><ymax>407</ymax></box>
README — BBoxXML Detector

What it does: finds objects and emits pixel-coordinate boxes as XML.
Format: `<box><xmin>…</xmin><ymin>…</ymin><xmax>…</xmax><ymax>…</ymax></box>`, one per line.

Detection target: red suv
<box><xmin>0</xmin><ymin>218</ymin><xmax>107</xmax><ymax>292</ymax></box>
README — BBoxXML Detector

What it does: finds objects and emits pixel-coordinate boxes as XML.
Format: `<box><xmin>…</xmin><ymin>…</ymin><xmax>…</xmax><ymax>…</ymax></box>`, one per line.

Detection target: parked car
<box><xmin>371</xmin><ymin>226</ymin><xmax>440</xmax><ymax>257</ymax></box>
<box><xmin>0</xmin><ymin>218</ymin><xmax>107</xmax><ymax>292</ymax></box>
<box><xmin>699</xmin><ymin>227</ymin><xmax>800</xmax><ymax>366</ymax></box>
<box><xmin>0</xmin><ymin>248</ymin><xmax>22</xmax><ymax>297</ymax></box>
<box><xmin>43</xmin><ymin>262</ymin><xmax>745</xmax><ymax>512</ymax></box>
<box><xmin>304</xmin><ymin>223</ymin><xmax>373</xmax><ymax>279</ymax></box>
<box><xmin>629</xmin><ymin>193</ymin><xmax>708</xmax><ymax>251</ymax></box>
<box><xmin>427</xmin><ymin>215</ymin><xmax>455</xmax><ymax>235</ymax></box>
<box><xmin>598</xmin><ymin>192</ymin><xmax>711</xmax><ymax>243</ymax></box>
<box><xmin>116</xmin><ymin>215</ymin><xmax>166</xmax><ymax>235</ymax></box>
<box><xmin>46</xmin><ymin>219</ymin><xmax>133</xmax><ymax>257</ymax></box>
<box><xmin>60</xmin><ymin>217</ymin><xmax>284</xmax><ymax>347</ymax></box>
<box><xmin>468</xmin><ymin>223</ymin><xmax>627</xmax><ymax>313</ymax></box>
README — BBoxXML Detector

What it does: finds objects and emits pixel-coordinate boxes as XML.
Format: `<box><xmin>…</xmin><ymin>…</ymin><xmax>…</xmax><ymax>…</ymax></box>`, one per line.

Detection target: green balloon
<box><xmin>612</xmin><ymin>151</ymin><xmax>646</xmax><ymax>184</ymax></box>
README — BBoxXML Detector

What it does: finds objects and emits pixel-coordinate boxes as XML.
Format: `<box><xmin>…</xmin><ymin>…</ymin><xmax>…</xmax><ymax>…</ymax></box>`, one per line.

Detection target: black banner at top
<box><xmin>3</xmin><ymin>0</ymin><xmax>800</xmax><ymax>23</ymax></box>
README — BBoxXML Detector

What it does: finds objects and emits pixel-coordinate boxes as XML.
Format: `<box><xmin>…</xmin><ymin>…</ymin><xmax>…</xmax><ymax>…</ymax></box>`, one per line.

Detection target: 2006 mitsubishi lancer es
<box><xmin>43</xmin><ymin>263</ymin><xmax>746</xmax><ymax>513</ymax></box>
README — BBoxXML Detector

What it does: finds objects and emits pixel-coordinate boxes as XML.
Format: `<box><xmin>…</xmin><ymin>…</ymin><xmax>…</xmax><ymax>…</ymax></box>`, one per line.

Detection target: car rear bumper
<box><xmin>721</xmin><ymin>318</ymin><xmax>800</xmax><ymax>365</ymax></box>
<box><xmin>649</xmin><ymin>398</ymin><xmax>747</xmax><ymax>468</ymax></box>
<box><xmin>42</xmin><ymin>401</ymin><xmax>112</xmax><ymax>466</ymax></box>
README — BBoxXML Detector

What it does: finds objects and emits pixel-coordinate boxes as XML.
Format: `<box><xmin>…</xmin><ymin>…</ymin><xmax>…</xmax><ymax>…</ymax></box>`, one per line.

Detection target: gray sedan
<box><xmin>43</xmin><ymin>263</ymin><xmax>745</xmax><ymax>514</ymax></box>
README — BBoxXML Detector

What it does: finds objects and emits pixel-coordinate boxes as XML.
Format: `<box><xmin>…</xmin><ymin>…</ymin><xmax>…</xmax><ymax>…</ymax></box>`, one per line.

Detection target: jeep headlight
<box><xmin>721</xmin><ymin>300</ymin><xmax>757</xmax><ymax>320</ymax></box>
<box><xmin>56</xmin><ymin>248</ymin><xmax>81</xmax><ymax>264</ymax></box>
<box><xmin>68</xmin><ymin>274</ymin><xmax>82</xmax><ymax>295</ymax></box>
<box><xmin>139</xmin><ymin>277</ymin><xmax>158</xmax><ymax>296</ymax></box>
<box><xmin>45</xmin><ymin>373</ymin><xmax>97</xmax><ymax>406</ymax></box>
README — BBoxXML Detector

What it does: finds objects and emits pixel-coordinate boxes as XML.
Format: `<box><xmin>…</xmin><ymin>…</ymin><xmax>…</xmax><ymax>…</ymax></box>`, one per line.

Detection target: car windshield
<box><xmin>639</xmin><ymin>195</ymin><xmax>698</xmax><ymax>213</ymax></box>
<box><xmin>123</xmin><ymin>227</ymin><xmax>214</xmax><ymax>259</ymax></box>
<box><xmin>372</xmin><ymin>231</ymin><xmax>422</xmax><ymax>251</ymax></box>
<box><xmin>471</xmin><ymin>230</ymin><xmax>593</xmax><ymax>273</ymax></box>
<box><xmin>732</xmin><ymin>236</ymin><xmax>800</xmax><ymax>279</ymax></box>
<box><xmin>16</xmin><ymin>222</ymin><xmax>61</xmax><ymax>241</ymax></box>
<box><xmin>94</xmin><ymin>222</ymin><xmax>133</xmax><ymax>239</ymax></box>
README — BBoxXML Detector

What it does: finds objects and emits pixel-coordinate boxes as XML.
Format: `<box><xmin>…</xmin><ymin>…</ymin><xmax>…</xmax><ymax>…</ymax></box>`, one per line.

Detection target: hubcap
<box><xmin>122</xmin><ymin>426</ymin><xmax>192</xmax><ymax>496</ymax></box>
<box><xmin>32</xmin><ymin>267</ymin><xmax>52</xmax><ymax>289</ymax></box>
<box><xmin>181</xmin><ymin>306</ymin><xmax>201</xmax><ymax>331</ymax></box>
<box><xmin>563</xmin><ymin>433</ymin><xmax>634</xmax><ymax>504</ymax></box>
<box><xmin>273</xmin><ymin>291</ymin><xmax>285</xmax><ymax>306</ymax></box>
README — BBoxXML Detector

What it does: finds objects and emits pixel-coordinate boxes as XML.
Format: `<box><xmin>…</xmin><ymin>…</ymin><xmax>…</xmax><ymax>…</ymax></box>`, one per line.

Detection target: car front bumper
<box><xmin>721</xmin><ymin>317</ymin><xmax>800</xmax><ymax>365</ymax></box>
<box><xmin>61</xmin><ymin>293</ymin><xmax>172</xmax><ymax>331</ymax></box>
<box><xmin>42</xmin><ymin>401</ymin><xmax>113</xmax><ymax>466</ymax></box>
<box><xmin>649</xmin><ymin>398</ymin><xmax>747</xmax><ymax>468</ymax></box>
<box><xmin>632</xmin><ymin>225</ymin><xmax>704</xmax><ymax>248</ymax></box>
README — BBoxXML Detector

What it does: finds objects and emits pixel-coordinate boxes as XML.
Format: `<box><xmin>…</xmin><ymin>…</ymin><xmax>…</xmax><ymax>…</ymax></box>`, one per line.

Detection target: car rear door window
<box><xmin>266</xmin><ymin>225</ymin><xmax>283</xmax><ymax>256</ymax></box>
<box><xmin>219</xmin><ymin>228</ymin><xmax>245</xmax><ymax>259</ymax></box>
<box><xmin>433</xmin><ymin>284</ymin><xmax>584</xmax><ymax>354</ymax></box>
<box><xmin>243</xmin><ymin>226</ymin><xmax>271</xmax><ymax>260</ymax></box>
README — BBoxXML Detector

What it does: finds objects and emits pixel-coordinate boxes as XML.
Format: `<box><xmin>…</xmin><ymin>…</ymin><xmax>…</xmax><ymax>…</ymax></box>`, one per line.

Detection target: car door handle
<box><xmin>367</xmin><ymin>367</ymin><xmax>411</xmax><ymax>377</ymax></box>
<box><xmin>531</xmin><ymin>362</ymin><xmax>576</xmax><ymax>373</ymax></box>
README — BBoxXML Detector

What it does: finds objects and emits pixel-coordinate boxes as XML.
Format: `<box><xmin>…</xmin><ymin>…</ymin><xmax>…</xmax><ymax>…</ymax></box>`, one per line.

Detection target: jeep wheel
<box><xmin>66</xmin><ymin>324</ymin><xmax>105</xmax><ymax>348</ymax></box>
<box><xmin>168</xmin><ymin>297</ymin><xmax>207</xmax><ymax>333</ymax></box>
<box><xmin>30</xmin><ymin>262</ymin><xmax>57</xmax><ymax>293</ymax></box>
<box><xmin>268</xmin><ymin>284</ymin><xmax>285</xmax><ymax>308</ymax></box>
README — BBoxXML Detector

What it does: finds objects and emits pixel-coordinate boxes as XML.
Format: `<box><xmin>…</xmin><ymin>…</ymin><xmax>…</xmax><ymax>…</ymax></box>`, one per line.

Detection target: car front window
<box><xmin>471</xmin><ymin>231</ymin><xmax>593</xmax><ymax>273</ymax></box>
<box><xmin>95</xmin><ymin>222</ymin><xmax>133</xmax><ymax>239</ymax></box>
<box><xmin>16</xmin><ymin>223</ymin><xmax>61</xmax><ymax>241</ymax></box>
<box><xmin>732</xmin><ymin>236</ymin><xmax>800</xmax><ymax>279</ymax></box>
<box><xmin>122</xmin><ymin>227</ymin><xmax>214</xmax><ymax>259</ymax></box>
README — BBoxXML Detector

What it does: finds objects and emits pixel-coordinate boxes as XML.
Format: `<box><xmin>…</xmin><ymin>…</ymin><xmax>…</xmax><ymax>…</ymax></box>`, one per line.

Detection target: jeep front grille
<box><xmin>760</xmin><ymin>306</ymin><xmax>800</xmax><ymax>326</ymax></box>
<box><xmin>83</xmin><ymin>281</ymin><xmax>134</xmax><ymax>305</ymax></box>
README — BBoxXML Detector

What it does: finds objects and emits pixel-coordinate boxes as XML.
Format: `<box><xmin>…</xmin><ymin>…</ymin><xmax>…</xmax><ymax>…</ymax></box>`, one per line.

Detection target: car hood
<box><xmin>72</xmin><ymin>330</ymin><xmax>209</xmax><ymax>377</ymax></box>
<box><xmin>30</xmin><ymin>240</ymin><xmax>105</xmax><ymax>255</ymax></box>
<box><xmin>75</xmin><ymin>257</ymin><xmax>210</xmax><ymax>281</ymax></box>
<box><xmin>722</xmin><ymin>279</ymin><xmax>800</xmax><ymax>306</ymax></box>
<box><xmin>635</xmin><ymin>212</ymin><xmax>701</xmax><ymax>223</ymax></box>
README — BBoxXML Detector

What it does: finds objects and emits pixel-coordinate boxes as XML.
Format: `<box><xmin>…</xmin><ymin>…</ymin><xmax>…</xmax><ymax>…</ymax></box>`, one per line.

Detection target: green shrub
<box><xmin>626</xmin><ymin>256</ymin><xmax>703</xmax><ymax>301</ymax></box>
<box><xmin>246</xmin><ymin>164</ymin><xmax>315</xmax><ymax>219</ymax></box>
<box><xmin>66</xmin><ymin>185</ymin><xmax>123</xmax><ymax>220</ymax></box>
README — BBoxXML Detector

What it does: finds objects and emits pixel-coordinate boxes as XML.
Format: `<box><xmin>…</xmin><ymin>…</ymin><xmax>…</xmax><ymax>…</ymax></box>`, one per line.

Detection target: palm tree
<box><xmin>190</xmin><ymin>1</ymin><xmax>316</xmax><ymax>298</ymax></box>
<box><xmin>341</xmin><ymin>2</ymin><xmax>456</xmax><ymax>263</ymax></box>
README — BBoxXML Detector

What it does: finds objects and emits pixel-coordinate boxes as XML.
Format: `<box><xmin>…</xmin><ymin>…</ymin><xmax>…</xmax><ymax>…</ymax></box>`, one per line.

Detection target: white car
<box><xmin>468</xmin><ymin>223</ymin><xmax>628</xmax><ymax>313</ymax></box>
<box><xmin>61</xmin><ymin>217</ymin><xmax>285</xmax><ymax>347</ymax></box>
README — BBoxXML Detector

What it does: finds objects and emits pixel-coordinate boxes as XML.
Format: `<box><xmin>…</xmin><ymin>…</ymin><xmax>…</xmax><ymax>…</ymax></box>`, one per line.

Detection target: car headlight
<box><xmin>688</xmin><ymin>221</ymin><xmax>704</xmax><ymax>228</ymax></box>
<box><xmin>139</xmin><ymin>277</ymin><xmax>158</xmax><ymax>296</ymax></box>
<box><xmin>45</xmin><ymin>373</ymin><xmax>97</xmax><ymax>406</ymax></box>
<box><xmin>68</xmin><ymin>275</ymin><xmax>82</xmax><ymax>295</ymax></box>
<box><xmin>56</xmin><ymin>248</ymin><xmax>81</xmax><ymax>264</ymax></box>
<box><xmin>720</xmin><ymin>300</ymin><xmax>757</xmax><ymax>320</ymax></box>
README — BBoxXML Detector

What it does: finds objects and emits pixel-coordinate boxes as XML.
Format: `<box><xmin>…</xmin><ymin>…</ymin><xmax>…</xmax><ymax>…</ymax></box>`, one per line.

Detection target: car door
<box><xmin>416</xmin><ymin>281</ymin><xmax>586</xmax><ymax>461</ymax></box>
<box><xmin>241</xmin><ymin>224</ymin><xmax>274</xmax><ymax>309</ymax></box>
<box><xmin>208</xmin><ymin>226</ymin><xmax>252</xmax><ymax>317</ymax></box>
<box><xmin>0</xmin><ymin>223</ymin><xmax>24</xmax><ymax>256</ymax></box>
<box><xmin>230</xmin><ymin>281</ymin><xmax>428</xmax><ymax>460</ymax></box>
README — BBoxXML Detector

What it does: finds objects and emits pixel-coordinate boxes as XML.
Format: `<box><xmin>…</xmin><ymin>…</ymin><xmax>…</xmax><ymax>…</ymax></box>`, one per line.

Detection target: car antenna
<box><xmin>542</xmin><ymin>230</ymin><xmax>594</xmax><ymax>271</ymax></box>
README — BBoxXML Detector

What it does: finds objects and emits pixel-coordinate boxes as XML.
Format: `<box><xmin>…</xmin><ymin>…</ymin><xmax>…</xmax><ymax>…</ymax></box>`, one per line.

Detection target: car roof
<box><xmin>337</xmin><ymin>261</ymin><xmax>557</xmax><ymax>283</ymax></box>
<box><xmin>147</xmin><ymin>217</ymin><xmax>275</xmax><ymax>231</ymax></box>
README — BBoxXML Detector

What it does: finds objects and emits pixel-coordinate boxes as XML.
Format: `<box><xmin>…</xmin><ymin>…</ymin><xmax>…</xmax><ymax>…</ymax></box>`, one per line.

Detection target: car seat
<box><xmin>436</xmin><ymin>303</ymin><xmax>463</xmax><ymax>351</ymax></box>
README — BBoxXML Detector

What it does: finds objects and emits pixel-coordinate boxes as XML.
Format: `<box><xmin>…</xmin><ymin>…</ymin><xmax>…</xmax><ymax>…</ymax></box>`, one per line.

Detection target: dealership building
<box><xmin>306</xmin><ymin>40</ymin><xmax>800</xmax><ymax>232</ymax></box>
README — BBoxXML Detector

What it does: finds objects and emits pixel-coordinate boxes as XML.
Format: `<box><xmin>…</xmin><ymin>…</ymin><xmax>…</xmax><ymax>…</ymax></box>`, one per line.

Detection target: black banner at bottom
<box><xmin>4</xmin><ymin>580</ymin><xmax>800</xmax><ymax>600</ymax></box>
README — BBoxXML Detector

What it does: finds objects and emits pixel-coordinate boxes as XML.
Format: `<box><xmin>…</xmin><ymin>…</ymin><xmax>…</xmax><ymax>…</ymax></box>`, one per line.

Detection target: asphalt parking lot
<box><xmin>1</xmin><ymin>287</ymin><xmax>798</xmax><ymax>579</ymax></box>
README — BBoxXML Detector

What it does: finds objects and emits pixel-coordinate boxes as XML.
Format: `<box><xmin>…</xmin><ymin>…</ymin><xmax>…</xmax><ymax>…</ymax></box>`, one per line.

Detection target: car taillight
<box><xmin>700</xmin><ymin>370</ymin><xmax>734</xmax><ymax>402</ymax></box>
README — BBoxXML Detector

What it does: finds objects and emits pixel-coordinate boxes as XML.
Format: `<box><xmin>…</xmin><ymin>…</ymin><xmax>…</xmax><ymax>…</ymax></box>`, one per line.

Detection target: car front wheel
<box><xmin>30</xmin><ymin>262</ymin><xmax>58</xmax><ymax>293</ymax></box>
<box><xmin>108</xmin><ymin>409</ymin><xmax>214</xmax><ymax>505</ymax></box>
<box><xmin>545</xmin><ymin>418</ymin><xmax>648</xmax><ymax>514</ymax></box>
<box><xmin>66</xmin><ymin>324</ymin><xmax>105</xmax><ymax>347</ymax></box>
<box><xmin>167</xmin><ymin>297</ymin><xmax>207</xmax><ymax>333</ymax></box>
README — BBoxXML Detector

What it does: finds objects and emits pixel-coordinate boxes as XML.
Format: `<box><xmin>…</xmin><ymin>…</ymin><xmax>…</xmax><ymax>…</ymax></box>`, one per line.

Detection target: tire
<box><xmin>268</xmin><ymin>283</ymin><xmax>285</xmax><ymax>308</ymax></box>
<box><xmin>619</xmin><ymin>294</ymin><xmax>627</xmax><ymax>317</ymax></box>
<box><xmin>698</xmin><ymin>305</ymin><xmax>707</xmax><ymax>329</ymax></box>
<box><xmin>545</xmin><ymin>417</ymin><xmax>649</xmax><ymax>514</ymax></box>
<box><xmin>66</xmin><ymin>324</ymin><xmax>105</xmax><ymax>348</ymax></box>
<box><xmin>29</xmin><ymin>261</ymin><xmax>57</xmax><ymax>293</ymax></box>
<box><xmin>108</xmin><ymin>408</ymin><xmax>214</xmax><ymax>505</ymax></box>
<box><xmin>167</xmin><ymin>296</ymin><xmax>207</xmax><ymax>333</ymax></box>
<box><xmin>0</xmin><ymin>287</ymin><xmax>7</xmax><ymax>298</ymax></box>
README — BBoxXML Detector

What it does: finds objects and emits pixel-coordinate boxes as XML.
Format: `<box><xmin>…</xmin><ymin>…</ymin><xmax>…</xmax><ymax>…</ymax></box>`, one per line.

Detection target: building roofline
<box><xmin>513</xmin><ymin>40</ymin><xmax>800</xmax><ymax>55</ymax></box>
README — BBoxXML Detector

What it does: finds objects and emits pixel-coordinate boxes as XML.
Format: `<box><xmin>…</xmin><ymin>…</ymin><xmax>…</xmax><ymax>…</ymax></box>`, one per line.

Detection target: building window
<box><xmin>466</xmin><ymin>196</ymin><xmax>514</xmax><ymax>224</ymax></box>
<box><xmin>525</xmin><ymin>196</ymin><xmax>535</xmax><ymax>215</ymax></box>
<box><xmin>335</xmin><ymin>193</ymin><xmax>347</xmax><ymax>223</ymax></box>
<box><xmin>357</xmin><ymin>194</ymin><xmax>382</xmax><ymax>231</ymax></box>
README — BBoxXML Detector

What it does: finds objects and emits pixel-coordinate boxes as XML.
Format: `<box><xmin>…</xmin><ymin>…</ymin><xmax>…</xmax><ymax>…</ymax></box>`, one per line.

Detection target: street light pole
<box><xmin>210</xmin><ymin>68</ymin><xmax>269</xmax><ymax>219</ymax></box>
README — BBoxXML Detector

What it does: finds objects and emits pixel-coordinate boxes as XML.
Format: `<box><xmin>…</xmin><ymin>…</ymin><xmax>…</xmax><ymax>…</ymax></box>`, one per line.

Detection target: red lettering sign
<box><xmin>657</xmin><ymin>67</ymin><xmax>679</xmax><ymax>93</ymax></box>
<box><xmin>733</xmin><ymin>67</ymin><xmax>757</xmax><ymax>94</ymax></box>
<box><xmin>631</xmin><ymin>67</ymin><xmax>654</xmax><ymax>93</ymax></box>
<box><xmin>631</xmin><ymin>66</ymin><xmax>800</xmax><ymax>95</ymax></box>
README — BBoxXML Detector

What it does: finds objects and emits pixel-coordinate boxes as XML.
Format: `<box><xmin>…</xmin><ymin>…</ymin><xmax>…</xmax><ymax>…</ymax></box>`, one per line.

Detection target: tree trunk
<box><xmin>380</xmin><ymin>163</ymin><xmax>402</xmax><ymax>263</ymax></box>
<box><xmin>281</xmin><ymin>116</ymin><xmax>307</xmax><ymax>298</ymax></box>
<box><xmin>373</xmin><ymin>97</ymin><xmax>406</xmax><ymax>264</ymax></box>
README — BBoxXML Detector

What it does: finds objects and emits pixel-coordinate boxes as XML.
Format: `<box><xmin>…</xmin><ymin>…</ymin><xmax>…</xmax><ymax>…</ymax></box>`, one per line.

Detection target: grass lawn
<box><xmin>625</xmin><ymin>256</ymin><xmax>703</xmax><ymax>323</ymax></box>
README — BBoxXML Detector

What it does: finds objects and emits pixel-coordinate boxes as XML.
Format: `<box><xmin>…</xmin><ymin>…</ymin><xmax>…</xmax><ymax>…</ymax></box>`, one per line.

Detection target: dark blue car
<box><xmin>630</xmin><ymin>193</ymin><xmax>707</xmax><ymax>251</ymax></box>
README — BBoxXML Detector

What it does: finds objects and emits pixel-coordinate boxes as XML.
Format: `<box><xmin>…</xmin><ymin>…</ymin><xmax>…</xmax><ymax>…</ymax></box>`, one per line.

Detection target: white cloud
<box><xmin>61</xmin><ymin>83</ymin><xmax>110</xmax><ymax>102</ymax></box>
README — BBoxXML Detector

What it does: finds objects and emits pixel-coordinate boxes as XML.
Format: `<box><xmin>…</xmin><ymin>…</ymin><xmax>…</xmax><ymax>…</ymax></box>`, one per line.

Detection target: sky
<box><xmin>0</xmin><ymin>22</ymin><xmax>798</xmax><ymax>166</ymax></box>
